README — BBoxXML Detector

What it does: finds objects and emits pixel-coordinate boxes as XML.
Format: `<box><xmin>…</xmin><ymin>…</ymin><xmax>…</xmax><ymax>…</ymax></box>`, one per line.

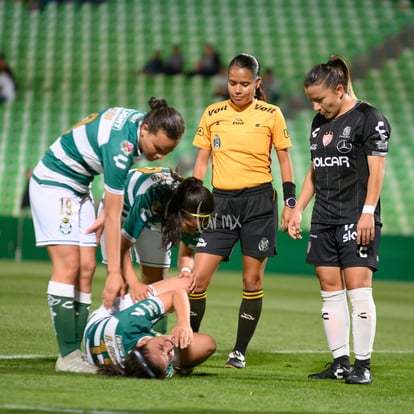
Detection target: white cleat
<box><xmin>55</xmin><ymin>350</ymin><xmax>97</xmax><ymax>374</ymax></box>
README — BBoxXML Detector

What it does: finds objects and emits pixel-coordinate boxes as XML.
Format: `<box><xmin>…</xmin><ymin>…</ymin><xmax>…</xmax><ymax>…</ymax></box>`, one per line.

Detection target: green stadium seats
<box><xmin>0</xmin><ymin>0</ymin><xmax>413</xmax><ymax>235</ymax></box>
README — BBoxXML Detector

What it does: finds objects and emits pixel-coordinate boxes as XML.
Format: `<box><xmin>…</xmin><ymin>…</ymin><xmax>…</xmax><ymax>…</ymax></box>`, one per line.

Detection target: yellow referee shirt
<box><xmin>193</xmin><ymin>99</ymin><xmax>292</xmax><ymax>190</ymax></box>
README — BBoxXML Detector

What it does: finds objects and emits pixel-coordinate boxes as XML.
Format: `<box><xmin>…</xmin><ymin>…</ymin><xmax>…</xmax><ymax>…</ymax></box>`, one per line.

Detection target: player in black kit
<box><xmin>288</xmin><ymin>55</ymin><xmax>390</xmax><ymax>385</ymax></box>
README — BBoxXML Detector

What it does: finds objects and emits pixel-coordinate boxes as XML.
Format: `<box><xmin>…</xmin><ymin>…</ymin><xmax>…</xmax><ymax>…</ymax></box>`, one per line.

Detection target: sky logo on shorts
<box><xmin>342</xmin><ymin>224</ymin><xmax>357</xmax><ymax>243</ymax></box>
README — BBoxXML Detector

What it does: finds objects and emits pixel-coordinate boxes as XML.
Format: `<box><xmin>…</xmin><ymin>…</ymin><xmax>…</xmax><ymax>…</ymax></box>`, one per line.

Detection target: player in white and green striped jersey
<box><xmin>99</xmin><ymin>166</ymin><xmax>215</xmax><ymax>289</ymax></box>
<box><xmin>29</xmin><ymin>98</ymin><xmax>185</xmax><ymax>373</ymax></box>
<box><xmin>97</xmin><ymin>166</ymin><xmax>214</xmax><ymax>335</ymax></box>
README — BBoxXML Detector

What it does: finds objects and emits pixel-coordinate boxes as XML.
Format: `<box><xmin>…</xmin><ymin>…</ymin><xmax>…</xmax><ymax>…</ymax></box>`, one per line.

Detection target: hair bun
<box><xmin>148</xmin><ymin>97</ymin><xmax>168</xmax><ymax>110</ymax></box>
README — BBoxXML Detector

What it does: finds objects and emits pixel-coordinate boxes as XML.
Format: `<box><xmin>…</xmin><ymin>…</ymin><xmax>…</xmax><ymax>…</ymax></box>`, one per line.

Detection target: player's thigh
<box><xmin>343</xmin><ymin>267</ymin><xmax>373</xmax><ymax>290</ymax></box>
<box><xmin>314</xmin><ymin>265</ymin><xmax>344</xmax><ymax>291</ymax></box>
<box><xmin>140</xmin><ymin>264</ymin><xmax>169</xmax><ymax>285</ymax></box>
<box><xmin>47</xmin><ymin>244</ymin><xmax>81</xmax><ymax>283</ymax></box>
<box><xmin>134</xmin><ymin>227</ymin><xmax>171</xmax><ymax>268</ymax></box>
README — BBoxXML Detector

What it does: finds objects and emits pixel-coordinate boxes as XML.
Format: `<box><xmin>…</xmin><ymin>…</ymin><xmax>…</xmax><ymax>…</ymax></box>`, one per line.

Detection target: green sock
<box><xmin>74</xmin><ymin>291</ymin><xmax>92</xmax><ymax>350</ymax></box>
<box><xmin>233</xmin><ymin>290</ymin><xmax>263</xmax><ymax>355</ymax></box>
<box><xmin>47</xmin><ymin>281</ymin><xmax>77</xmax><ymax>357</ymax></box>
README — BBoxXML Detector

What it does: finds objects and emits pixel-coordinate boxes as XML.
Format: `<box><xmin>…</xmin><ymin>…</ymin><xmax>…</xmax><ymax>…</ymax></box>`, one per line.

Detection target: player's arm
<box><xmin>357</xmin><ymin>155</ymin><xmax>386</xmax><ymax>245</ymax></box>
<box><xmin>276</xmin><ymin>148</ymin><xmax>295</xmax><ymax>231</ymax></box>
<box><xmin>192</xmin><ymin>148</ymin><xmax>211</xmax><ymax>182</ymax></box>
<box><xmin>102</xmin><ymin>191</ymin><xmax>126</xmax><ymax>308</ymax></box>
<box><xmin>158</xmin><ymin>288</ymin><xmax>193</xmax><ymax>349</ymax></box>
<box><xmin>120</xmin><ymin>234</ymin><xmax>149</xmax><ymax>302</ymax></box>
<box><xmin>288</xmin><ymin>163</ymin><xmax>315</xmax><ymax>239</ymax></box>
<box><xmin>177</xmin><ymin>241</ymin><xmax>194</xmax><ymax>277</ymax></box>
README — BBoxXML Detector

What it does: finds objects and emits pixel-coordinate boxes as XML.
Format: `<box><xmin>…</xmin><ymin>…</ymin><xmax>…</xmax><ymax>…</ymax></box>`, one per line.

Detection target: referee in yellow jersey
<box><xmin>189</xmin><ymin>53</ymin><xmax>296</xmax><ymax>368</ymax></box>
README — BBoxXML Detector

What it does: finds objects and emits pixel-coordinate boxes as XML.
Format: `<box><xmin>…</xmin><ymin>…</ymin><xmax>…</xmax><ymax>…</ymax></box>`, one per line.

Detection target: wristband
<box><xmin>282</xmin><ymin>181</ymin><xmax>296</xmax><ymax>201</ymax></box>
<box><xmin>362</xmin><ymin>205</ymin><xmax>375</xmax><ymax>215</ymax></box>
<box><xmin>180</xmin><ymin>266</ymin><xmax>192</xmax><ymax>273</ymax></box>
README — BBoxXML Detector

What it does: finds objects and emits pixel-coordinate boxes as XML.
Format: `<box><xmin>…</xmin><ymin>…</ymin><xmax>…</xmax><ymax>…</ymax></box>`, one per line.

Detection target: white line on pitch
<box><xmin>1</xmin><ymin>405</ymin><xmax>140</xmax><ymax>414</ymax></box>
<box><xmin>1</xmin><ymin>349</ymin><xmax>414</xmax><ymax>360</ymax></box>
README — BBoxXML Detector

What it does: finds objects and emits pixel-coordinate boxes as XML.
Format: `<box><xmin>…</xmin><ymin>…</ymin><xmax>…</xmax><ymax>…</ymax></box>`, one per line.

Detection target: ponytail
<box><xmin>304</xmin><ymin>55</ymin><xmax>357</xmax><ymax>99</ymax></box>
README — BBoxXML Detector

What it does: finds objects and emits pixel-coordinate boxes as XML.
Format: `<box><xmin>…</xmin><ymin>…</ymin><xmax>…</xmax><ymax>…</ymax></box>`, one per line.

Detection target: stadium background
<box><xmin>0</xmin><ymin>0</ymin><xmax>413</xmax><ymax>280</ymax></box>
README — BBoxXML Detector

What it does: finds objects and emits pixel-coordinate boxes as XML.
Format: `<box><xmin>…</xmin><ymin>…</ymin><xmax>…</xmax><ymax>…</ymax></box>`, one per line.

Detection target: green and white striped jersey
<box><xmin>121</xmin><ymin>167</ymin><xmax>199</xmax><ymax>248</ymax></box>
<box><xmin>32</xmin><ymin>107</ymin><xmax>144</xmax><ymax>196</ymax></box>
<box><xmin>84</xmin><ymin>297</ymin><xmax>164</xmax><ymax>367</ymax></box>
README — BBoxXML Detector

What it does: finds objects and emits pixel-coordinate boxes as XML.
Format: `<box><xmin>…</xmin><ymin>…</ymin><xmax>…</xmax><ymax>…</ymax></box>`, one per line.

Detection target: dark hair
<box><xmin>228</xmin><ymin>53</ymin><xmax>267</xmax><ymax>101</ymax></box>
<box><xmin>141</xmin><ymin>97</ymin><xmax>185</xmax><ymax>140</ymax></box>
<box><xmin>161</xmin><ymin>177</ymin><xmax>215</xmax><ymax>248</ymax></box>
<box><xmin>97</xmin><ymin>343</ymin><xmax>166</xmax><ymax>379</ymax></box>
<box><xmin>304</xmin><ymin>55</ymin><xmax>357</xmax><ymax>99</ymax></box>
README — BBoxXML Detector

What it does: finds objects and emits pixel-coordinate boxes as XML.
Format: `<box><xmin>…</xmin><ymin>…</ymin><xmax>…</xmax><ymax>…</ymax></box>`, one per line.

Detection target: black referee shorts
<box><xmin>195</xmin><ymin>183</ymin><xmax>278</xmax><ymax>260</ymax></box>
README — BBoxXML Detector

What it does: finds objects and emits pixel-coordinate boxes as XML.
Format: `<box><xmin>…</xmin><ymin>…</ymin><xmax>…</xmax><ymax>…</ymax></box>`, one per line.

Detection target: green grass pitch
<box><xmin>0</xmin><ymin>259</ymin><xmax>413</xmax><ymax>413</ymax></box>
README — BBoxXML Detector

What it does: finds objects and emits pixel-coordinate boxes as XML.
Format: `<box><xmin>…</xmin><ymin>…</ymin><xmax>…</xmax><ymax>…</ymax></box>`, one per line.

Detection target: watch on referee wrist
<box><xmin>284</xmin><ymin>197</ymin><xmax>297</xmax><ymax>208</ymax></box>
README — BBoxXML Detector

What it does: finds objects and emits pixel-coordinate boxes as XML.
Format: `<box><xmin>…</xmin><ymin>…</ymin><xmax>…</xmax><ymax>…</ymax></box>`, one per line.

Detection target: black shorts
<box><xmin>306</xmin><ymin>223</ymin><xmax>381</xmax><ymax>271</ymax></box>
<box><xmin>196</xmin><ymin>183</ymin><xmax>278</xmax><ymax>260</ymax></box>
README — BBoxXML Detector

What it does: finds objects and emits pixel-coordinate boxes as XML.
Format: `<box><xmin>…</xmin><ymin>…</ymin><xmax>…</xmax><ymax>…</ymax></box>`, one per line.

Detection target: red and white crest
<box><xmin>322</xmin><ymin>132</ymin><xmax>333</xmax><ymax>147</ymax></box>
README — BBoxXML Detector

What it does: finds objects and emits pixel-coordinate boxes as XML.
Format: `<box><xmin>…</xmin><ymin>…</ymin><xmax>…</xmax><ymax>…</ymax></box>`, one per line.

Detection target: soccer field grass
<box><xmin>0</xmin><ymin>260</ymin><xmax>413</xmax><ymax>413</ymax></box>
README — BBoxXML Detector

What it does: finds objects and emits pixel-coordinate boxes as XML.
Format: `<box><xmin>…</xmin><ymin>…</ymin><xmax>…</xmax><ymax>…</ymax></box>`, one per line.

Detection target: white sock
<box><xmin>320</xmin><ymin>290</ymin><xmax>350</xmax><ymax>359</ymax></box>
<box><xmin>348</xmin><ymin>288</ymin><xmax>376</xmax><ymax>360</ymax></box>
<box><xmin>47</xmin><ymin>280</ymin><xmax>74</xmax><ymax>298</ymax></box>
<box><xmin>74</xmin><ymin>290</ymin><xmax>92</xmax><ymax>305</ymax></box>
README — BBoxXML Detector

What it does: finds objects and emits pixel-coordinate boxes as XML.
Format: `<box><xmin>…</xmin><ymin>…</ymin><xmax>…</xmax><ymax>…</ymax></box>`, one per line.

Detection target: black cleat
<box><xmin>308</xmin><ymin>361</ymin><xmax>352</xmax><ymax>380</ymax></box>
<box><xmin>345</xmin><ymin>365</ymin><xmax>372</xmax><ymax>384</ymax></box>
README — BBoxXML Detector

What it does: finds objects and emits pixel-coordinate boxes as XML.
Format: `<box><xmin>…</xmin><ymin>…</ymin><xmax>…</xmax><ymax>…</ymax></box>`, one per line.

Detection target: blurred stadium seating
<box><xmin>0</xmin><ymin>0</ymin><xmax>413</xmax><ymax>235</ymax></box>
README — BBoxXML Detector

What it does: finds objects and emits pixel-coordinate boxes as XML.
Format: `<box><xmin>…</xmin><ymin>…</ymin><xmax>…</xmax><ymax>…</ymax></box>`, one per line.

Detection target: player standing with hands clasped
<box><xmin>30</xmin><ymin>98</ymin><xmax>185</xmax><ymax>373</ymax></box>
<box><xmin>190</xmin><ymin>53</ymin><xmax>296</xmax><ymax>369</ymax></box>
<box><xmin>288</xmin><ymin>55</ymin><xmax>391</xmax><ymax>384</ymax></box>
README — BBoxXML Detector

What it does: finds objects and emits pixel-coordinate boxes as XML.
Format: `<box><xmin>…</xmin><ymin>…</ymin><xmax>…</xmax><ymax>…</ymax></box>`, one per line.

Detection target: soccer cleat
<box><xmin>308</xmin><ymin>361</ymin><xmax>352</xmax><ymax>380</ymax></box>
<box><xmin>224</xmin><ymin>350</ymin><xmax>246</xmax><ymax>369</ymax></box>
<box><xmin>55</xmin><ymin>350</ymin><xmax>97</xmax><ymax>374</ymax></box>
<box><xmin>345</xmin><ymin>365</ymin><xmax>372</xmax><ymax>384</ymax></box>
